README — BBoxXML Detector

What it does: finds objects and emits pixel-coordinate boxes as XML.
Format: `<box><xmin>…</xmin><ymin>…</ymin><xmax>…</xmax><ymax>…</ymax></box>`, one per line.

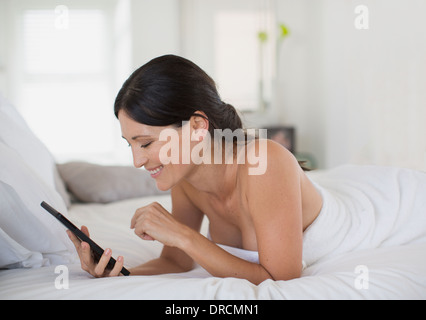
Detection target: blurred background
<box><xmin>0</xmin><ymin>0</ymin><xmax>425</xmax><ymax>170</ymax></box>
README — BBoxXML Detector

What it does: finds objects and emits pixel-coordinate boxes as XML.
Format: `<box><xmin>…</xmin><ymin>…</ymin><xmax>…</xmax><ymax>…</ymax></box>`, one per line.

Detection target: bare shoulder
<box><xmin>240</xmin><ymin>138</ymin><xmax>301</xmax><ymax>187</ymax></box>
<box><xmin>241</xmin><ymin>138</ymin><xmax>323</xmax><ymax>231</ymax></box>
<box><xmin>239</xmin><ymin>139</ymin><xmax>305</xmax><ymax>219</ymax></box>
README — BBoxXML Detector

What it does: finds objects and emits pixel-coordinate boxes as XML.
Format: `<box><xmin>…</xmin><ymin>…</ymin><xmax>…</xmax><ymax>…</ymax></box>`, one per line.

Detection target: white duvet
<box><xmin>1</xmin><ymin>165</ymin><xmax>426</xmax><ymax>299</ymax></box>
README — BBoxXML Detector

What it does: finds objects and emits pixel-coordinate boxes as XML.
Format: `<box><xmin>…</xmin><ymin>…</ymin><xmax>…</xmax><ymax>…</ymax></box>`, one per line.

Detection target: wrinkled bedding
<box><xmin>1</xmin><ymin>165</ymin><xmax>426</xmax><ymax>300</ymax></box>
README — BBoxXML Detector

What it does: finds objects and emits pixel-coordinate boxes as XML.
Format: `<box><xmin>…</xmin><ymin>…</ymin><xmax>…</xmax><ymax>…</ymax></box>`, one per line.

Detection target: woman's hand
<box><xmin>130</xmin><ymin>202</ymin><xmax>190</xmax><ymax>248</ymax></box>
<box><xmin>67</xmin><ymin>226</ymin><xmax>125</xmax><ymax>277</ymax></box>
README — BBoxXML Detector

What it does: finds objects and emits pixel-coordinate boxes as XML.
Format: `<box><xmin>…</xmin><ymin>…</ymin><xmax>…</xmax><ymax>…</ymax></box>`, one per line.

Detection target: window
<box><xmin>22</xmin><ymin>9</ymin><xmax>107</xmax><ymax>74</ymax></box>
<box><xmin>181</xmin><ymin>0</ymin><xmax>277</xmax><ymax>113</ymax></box>
<box><xmin>214</xmin><ymin>10</ymin><xmax>276</xmax><ymax>112</ymax></box>
<box><xmin>11</xmin><ymin>1</ymin><xmax>124</xmax><ymax>164</ymax></box>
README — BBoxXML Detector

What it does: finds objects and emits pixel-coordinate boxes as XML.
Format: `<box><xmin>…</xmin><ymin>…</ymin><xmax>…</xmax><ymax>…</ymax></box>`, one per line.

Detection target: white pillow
<box><xmin>0</xmin><ymin>142</ymin><xmax>76</xmax><ymax>269</ymax></box>
<box><xmin>0</xmin><ymin>94</ymin><xmax>30</xmax><ymax>131</ymax></box>
<box><xmin>0</xmin><ymin>182</ymin><xmax>50</xmax><ymax>268</ymax></box>
<box><xmin>0</xmin><ymin>93</ymin><xmax>70</xmax><ymax>207</ymax></box>
<box><xmin>0</xmin><ymin>95</ymin><xmax>55</xmax><ymax>187</ymax></box>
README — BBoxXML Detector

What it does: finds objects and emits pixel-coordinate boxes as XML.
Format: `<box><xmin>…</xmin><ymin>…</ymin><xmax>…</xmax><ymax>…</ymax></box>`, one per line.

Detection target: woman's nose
<box><xmin>132</xmin><ymin>150</ymin><xmax>148</xmax><ymax>169</ymax></box>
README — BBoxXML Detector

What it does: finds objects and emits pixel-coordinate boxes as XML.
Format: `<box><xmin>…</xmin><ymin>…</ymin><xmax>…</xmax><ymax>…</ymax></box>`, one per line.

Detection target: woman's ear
<box><xmin>191</xmin><ymin>111</ymin><xmax>209</xmax><ymax>130</ymax></box>
<box><xmin>190</xmin><ymin>111</ymin><xmax>209</xmax><ymax>142</ymax></box>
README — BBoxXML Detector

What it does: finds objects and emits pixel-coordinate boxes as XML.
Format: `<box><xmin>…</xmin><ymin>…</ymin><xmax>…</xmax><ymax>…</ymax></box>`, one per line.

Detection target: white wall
<box><xmin>129</xmin><ymin>0</ymin><xmax>181</xmax><ymax>70</ymax></box>
<box><xmin>1</xmin><ymin>0</ymin><xmax>425</xmax><ymax>170</ymax></box>
<box><xmin>273</xmin><ymin>0</ymin><xmax>325</xmax><ymax>167</ymax></box>
<box><xmin>276</xmin><ymin>0</ymin><xmax>426</xmax><ymax>170</ymax></box>
<box><xmin>0</xmin><ymin>0</ymin><xmax>10</xmax><ymax>98</ymax></box>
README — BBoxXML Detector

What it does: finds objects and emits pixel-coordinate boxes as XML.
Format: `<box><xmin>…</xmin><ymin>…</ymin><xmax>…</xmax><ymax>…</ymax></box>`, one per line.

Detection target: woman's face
<box><xmin>118</xmin><ymin>111</ymin><xmax>195</xmax><ymax>191</ymax></box>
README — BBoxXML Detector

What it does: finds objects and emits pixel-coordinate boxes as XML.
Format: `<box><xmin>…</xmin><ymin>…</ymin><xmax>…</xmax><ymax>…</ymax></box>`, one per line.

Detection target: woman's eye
<box><xmin>126</xmin><ymin>142</ymin><xmax>152</xmax><ymax>148</ymax></box>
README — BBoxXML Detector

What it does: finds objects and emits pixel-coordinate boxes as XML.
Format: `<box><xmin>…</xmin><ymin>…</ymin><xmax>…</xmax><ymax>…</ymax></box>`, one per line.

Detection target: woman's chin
<box><xmin>155</xmin><ymin>181</ymin><xmax>172</xmax><ymax>192</ymax></box>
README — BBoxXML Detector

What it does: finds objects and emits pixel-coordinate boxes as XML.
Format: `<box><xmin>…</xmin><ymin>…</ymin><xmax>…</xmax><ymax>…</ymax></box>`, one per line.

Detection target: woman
<box><xmin>67</xmin><ymin>55</ymin><xmax>322</xmax><ymax>284</ymax></box>
<box><xmin>67</xmin><ymin>55</ymin><xmax>426</xmax><ymax>284</ymax></box>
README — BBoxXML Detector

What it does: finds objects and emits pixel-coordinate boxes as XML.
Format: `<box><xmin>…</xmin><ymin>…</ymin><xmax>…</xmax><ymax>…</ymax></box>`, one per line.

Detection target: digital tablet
<box><xmin>41</xmin><ymin>201</ymin><xmax>130</xmax><ymax>276</ymax></box>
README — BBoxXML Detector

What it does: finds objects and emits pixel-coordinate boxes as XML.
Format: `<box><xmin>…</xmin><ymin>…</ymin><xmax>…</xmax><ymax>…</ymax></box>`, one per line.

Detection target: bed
<box><xmin>1</xmin><ymin>94</ymin><xmax>426</xmax><ymax>300</ymax></box>
<box><xmin>1</xmin><ymin>194</ymin><xmax>426</xmax><ymax>300</ymax></box>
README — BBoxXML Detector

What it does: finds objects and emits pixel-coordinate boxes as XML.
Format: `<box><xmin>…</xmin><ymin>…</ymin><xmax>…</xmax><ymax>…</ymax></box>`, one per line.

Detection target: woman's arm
<box><xmin>246</xmin><ymin>141</ymin><xmax>304</xmax><ymax>281</ymax></box>
<box><xmin>128</xmin><ymin>255</ymin><xmax>190</xmax><ymax>275</ymax></box>
<box><xmin>130</xmin><ymin>204</ymin><xmax>274</xmax><ymax>284</ymax></box>
<box><xmin>129</xmin><ymin>182</ymin><xmax>205</xmax><ymax>275</ymax></box>
<box><xmin>129</xmin><ymin>183</ymin><xmax>273</xmax><ymax>283</ymax></box>
<box><xmin>179</xmin><ymin>229</ymin><xmax>273</xmax><ymax>285</ymax></box>
<box><xmin>173</xmin><ymin>142</ymin><xmax>303</xmax><ymax>284</ymax></box>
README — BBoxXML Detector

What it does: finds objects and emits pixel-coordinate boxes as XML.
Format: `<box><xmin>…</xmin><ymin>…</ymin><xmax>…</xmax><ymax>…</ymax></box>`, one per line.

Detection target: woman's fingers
<box><xmin>80</xmin><ymin>241</ymin><xmax>95</xmax><ymax>271</ymax></box>
<box><xmin>94</xmin><ymin>248</ymin><xmax>112</xmax><ymax>277</ymax></box>
<box><xmin>141</xmin><ymin>233</ymin><xmax>155</xmax><ymax>241</ymax></box>
<box><xmin>67</xmin><ymin>226</ymin><xmax>124</xmax><ymax>277</ymax></box>
<box><xmin>109</xmin><ymin>256</ymin><xmax>125</xmax><ymax>277</ymax></box>
<box><xmin>66</xmin><ymin>226</ymin><xmax>90</xmax><ymax>252</ymax></box>
<box><xmin>66</xmin><ymin>230</ymin><xmax>81</xmax><ymax>249</ymax></box>
<box><xmin>80</xmin><ymin>225</ymin><xmax>90</xmax><ymax>237</ymax></box>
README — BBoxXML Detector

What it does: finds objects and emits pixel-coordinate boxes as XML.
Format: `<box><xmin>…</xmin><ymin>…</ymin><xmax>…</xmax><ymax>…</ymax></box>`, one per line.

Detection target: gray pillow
<box><xmin>57</xmin><ymin>162</ymin><xmax>168</xmax><ymax>204</ymax></box>
<box><xmin>53</xmin><ymin>166</ymin><xmax>71</xmax><ymax>208</ymax></box>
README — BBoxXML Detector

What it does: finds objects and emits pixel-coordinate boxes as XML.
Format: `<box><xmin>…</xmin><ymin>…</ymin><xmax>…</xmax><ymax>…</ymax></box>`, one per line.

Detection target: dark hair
<box><xmin>114</xmin><ymin>54</ymin><xmax>242</xmax><ymax>136</ymax></box>
<box><xmin>114</xmin><ymin>54</ymin><xmax>311</xmax><ymax>171</ymax></box>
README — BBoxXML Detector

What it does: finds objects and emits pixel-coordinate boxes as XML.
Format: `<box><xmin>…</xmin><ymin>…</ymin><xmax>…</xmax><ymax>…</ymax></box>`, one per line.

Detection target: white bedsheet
<box><xmin>1</xmin><ymin>242</ymin><xmax>425</xmax><ymax>299</ymax></box>
<box><xmin>1</xmin><ymin>166</ymin><xmax>426</xmax><ymax>300</ymax></box>
<box><xmin>304</xmin><ymin>165</ymin><xmax>426</xmax><ymax>266</ymax></box>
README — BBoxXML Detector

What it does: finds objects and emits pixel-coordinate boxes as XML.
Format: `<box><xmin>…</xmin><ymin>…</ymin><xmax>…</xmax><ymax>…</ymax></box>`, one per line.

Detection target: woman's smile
<box><xmin>147</xmin><ymin>165</ymin><xmax>164</xmax><ymax>178</ymax></box>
